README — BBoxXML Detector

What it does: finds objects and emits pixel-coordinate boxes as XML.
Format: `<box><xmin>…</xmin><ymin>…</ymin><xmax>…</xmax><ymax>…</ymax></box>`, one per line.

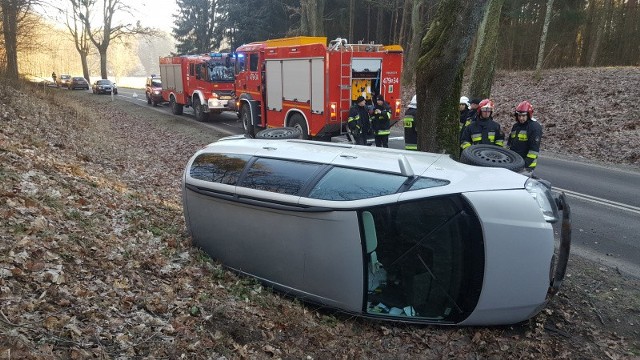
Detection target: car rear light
<box><xmin>395</xmin><ymin>99</ymin><xmax>401</xmax><ymax>117</ymax></box>
<box><xmin>330</xmin><ymin>102</ymin><xmax>337</xmax><ymax>120</ymax></box>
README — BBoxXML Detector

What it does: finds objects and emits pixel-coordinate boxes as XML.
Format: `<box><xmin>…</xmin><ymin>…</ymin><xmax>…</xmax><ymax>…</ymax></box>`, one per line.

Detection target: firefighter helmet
<box><xmin>515</xmin><ymin>101</ymin><xmax>534</xmax><ymax>118</ymax></box>
<box><xmin>477</xmin><ymin>99</ymin><xmax>494</xmax><ymax>114</ymax></box>
<box><xmin>459</xmin><ymin>96</ymin><xmax>470</xmax><ymax>107</ymax></box>
<box><xmin>408</xmin><ymin>95</ymin><xmax>417</xmax><ymax>109</ymax></box>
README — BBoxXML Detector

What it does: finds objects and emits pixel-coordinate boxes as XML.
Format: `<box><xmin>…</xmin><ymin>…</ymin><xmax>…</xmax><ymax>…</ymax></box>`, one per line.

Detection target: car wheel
<box><xmin>193</xmin><ymin>97</ymin><xmax>206</xmax><ymax>122</ymax></box>
<box><xmin>113</xmin><ymin>89</ymin><xmax>118</xmax><ymax>95</ymax></box>
<box><xmin>146</xmin><ymin>93</ymin><xmax>151</xmax><ymax>104</ymax></box>
<box><xmin>255</xmin><ymin>127</ymin><xmax>302</xmax><ymax>139</ymax></box>
<box><xmin>289</xmin><ymin>113</ymin><xmax>309</xmax><ymax>140</ymax></box>
<box><xmin>170</xmin><ymin>96</ymin><xmax>183</xmax><ymax>115</ymax></box>
<box><xmin>460</xmin><ymin>144</ymin><xmax>525</xmax><ymax>172</ymax></box>
<box><xmin>241</xmin><ymin>103</ymin><xmax>255</xmax><ymax>138</ymax></box>
<box><xmin>151</xmin><ymin>99</ymin><xmax>158</xmax><ymax>107</ymax></box>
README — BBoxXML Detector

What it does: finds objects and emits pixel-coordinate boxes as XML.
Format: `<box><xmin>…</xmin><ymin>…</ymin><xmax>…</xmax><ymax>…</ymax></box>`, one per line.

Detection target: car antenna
<box><xmin>398</xmin><ymin>155</ymin><xmax>414</xmax><ymax>177</ymax></box>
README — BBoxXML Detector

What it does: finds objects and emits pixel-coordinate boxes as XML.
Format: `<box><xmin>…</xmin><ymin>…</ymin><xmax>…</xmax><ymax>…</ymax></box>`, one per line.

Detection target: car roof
<box><xmin>202</xmin><ymin>137</ymin><xmax>527</xmax><ymax>193</ymax></box>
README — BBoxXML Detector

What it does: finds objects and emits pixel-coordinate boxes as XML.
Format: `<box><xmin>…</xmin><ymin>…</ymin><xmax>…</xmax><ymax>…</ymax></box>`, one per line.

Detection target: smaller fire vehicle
<box><xmin>159</xmin><ymin>53</ymin><xmax>235</xmax><ymax>121</ymax></box>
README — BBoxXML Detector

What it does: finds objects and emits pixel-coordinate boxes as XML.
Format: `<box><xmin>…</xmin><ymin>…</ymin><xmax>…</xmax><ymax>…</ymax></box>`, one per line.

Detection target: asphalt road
<box><xmin>92</xmin><ymin>86</ymin><xmax>640</xmax><ymax>278</ymax></box>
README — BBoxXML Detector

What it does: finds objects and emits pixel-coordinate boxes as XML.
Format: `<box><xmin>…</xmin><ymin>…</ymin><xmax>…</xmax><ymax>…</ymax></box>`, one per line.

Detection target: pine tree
<box><xmin>173</xmin><ymin>0</ymin><xmax>218</xmax><ymax>54</ymax></box>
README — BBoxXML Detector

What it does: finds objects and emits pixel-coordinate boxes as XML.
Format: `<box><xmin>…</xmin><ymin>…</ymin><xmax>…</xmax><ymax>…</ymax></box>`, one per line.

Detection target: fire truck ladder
<box><xmin>337</xmin><ymin>41</ymin><xmax>353</xmax><ymax>136</ymax></box>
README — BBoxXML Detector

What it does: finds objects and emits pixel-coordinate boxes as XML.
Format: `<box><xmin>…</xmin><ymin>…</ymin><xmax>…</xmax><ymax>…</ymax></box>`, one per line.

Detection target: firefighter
<box><xmin>51</xmin><ymin>72</ymin><xmax>57</xmax><ymax>86</ymax></box>
<box><xmin>371</xmin><ymin>95</ymin><xmax>392</xmax><ymax>147</ymax></box>
<box><xmin>460</xmin><ymin>99</ymin><xmax>504</xmax><ymax>150</ymax></box>
<box><xmin>507</xmin><ymin>100</ymin><xmax>543</xmax><ymax>172</ymax></box>
<box><xmin>403</xmin><ymin>95</ymin><xmax>418</xmax><ymax>150</ymax></box>
<box><xmin>347</xmin><ymin>96</ymin><xmax>371</xmax><ymax>145</ymax></box>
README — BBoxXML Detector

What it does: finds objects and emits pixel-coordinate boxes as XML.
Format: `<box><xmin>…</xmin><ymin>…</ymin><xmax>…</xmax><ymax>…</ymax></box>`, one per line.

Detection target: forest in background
<box><xmin>1</xmin><ymin>0</ymin><xmax>639</xmax><ymax>82</ymax></box>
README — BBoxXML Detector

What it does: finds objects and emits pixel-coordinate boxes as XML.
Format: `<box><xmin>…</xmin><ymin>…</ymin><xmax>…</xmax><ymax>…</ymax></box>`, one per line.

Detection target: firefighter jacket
<box><xmin>460</xmin><ymin>116</ymin><xmax>504</xmax><ymax>149</ymax></box>
<box><xmin>459</xmin><ymin>110</ymin><xmax>476</xmax><ymax>144</ymax></box>
<box><xmin>507</xmin><ymin>118</ymin><xmax>543</xmax><ymax>169</ymax></box>
<box><xmin>403</xmin><ymin>107</ymin><xmax>417</xmax><ymax>150</ymax></box>
<box><xmin>347</xmin><ymin>105</ymin><xmax>371</xmax><ymax>135</ymax></box>
<box><xmin>371</xmin><ymin>102</ymin><xmax>391</xmax><ymax>136</ymax></box>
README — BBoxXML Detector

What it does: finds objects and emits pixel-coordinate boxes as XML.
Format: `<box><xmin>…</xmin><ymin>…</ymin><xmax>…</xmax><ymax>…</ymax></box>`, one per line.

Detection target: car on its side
<box><xmin>181</xmin><ymin>133</ymin><xmax>571</xmax><ymax>326</ymax></box>
<box><xmin>92</xmin><ymin>79</ymin><xmax>118</xmax><ymax>94</ymax></box>
<box><xmin>56</xmin><ymin>74</ymin><xmax>71</xmax><ymax>88</ymax></box>
<box><xmin>68</xmin><ymin>77</ymin><xmax>89</xmax><ymax>90</ymax></box>
<box><xmin>145</xmin><ymin>75</ymin><xmax>163</xmax><ymax>106</ymax></box>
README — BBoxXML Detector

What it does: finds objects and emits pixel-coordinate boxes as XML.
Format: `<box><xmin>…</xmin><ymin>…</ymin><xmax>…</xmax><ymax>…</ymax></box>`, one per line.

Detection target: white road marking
<box><xmin>553</xmin><ymin>187</ymin><xmax>640</xmax><ymax>215</ymax></box>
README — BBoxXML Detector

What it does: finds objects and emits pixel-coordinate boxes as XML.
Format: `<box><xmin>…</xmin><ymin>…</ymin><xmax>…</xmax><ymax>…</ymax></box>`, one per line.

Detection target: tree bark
<box><xmin>468</xmin><ymin>0</ymin><xmax>505</xmax><ymax>99</ymax></box>
<box><xmin>589</xmin><ymin>0</ymin><xmax>613</xmax><ymax>67</ymax></box>
<box><xmin>348</xmin><ymin>0</ymin><xmax>355</xmax><ymax>42</ymax></box>
<box><xmin>415</xmin><ymin>0</ymin><xmax>489</xmax><ymax>155</ymax></box>
<box><xmin>1</xmin><ymin>1</ymin><xmax>20</xmax><ymax>80</ymax></box>
<box><xmin>536</xmin><ymin>0</ymin><xmax>555</xmax><ymax>71</ymax></box>
<box><xmin>402</xmin><ymin>0</ymin><xmax>425</xmax><ymax>85</ymax></box>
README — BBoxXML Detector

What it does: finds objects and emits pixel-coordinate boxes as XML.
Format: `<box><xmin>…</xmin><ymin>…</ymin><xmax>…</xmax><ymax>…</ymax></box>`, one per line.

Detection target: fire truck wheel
<box><xmin>241</xmin><ymin>104</ymin><xmax>255</xmax><ymax>138</ymax></box>
<box><xmin>289</xmin><ymin>114</ymin><xmax>309</xmax><ymax>139</ymax></box>
<box><xmin>255</xmin><ymin>127</ymin><xmax>302</xmax><ymax>139</ymax></box>
<box><xmin>193</xmin><ymin>97</ymin><xmax>206</xmax><ymax>122</ymax></box>
<box><xmin>170</xmin><ymin>96</ymin><xmax>183</xmax><ymax>115</ymax></box>
<box><xmin>460</xmin><ymin>144</ymin><xmax>525</xmax><ymax>172</ymax></box>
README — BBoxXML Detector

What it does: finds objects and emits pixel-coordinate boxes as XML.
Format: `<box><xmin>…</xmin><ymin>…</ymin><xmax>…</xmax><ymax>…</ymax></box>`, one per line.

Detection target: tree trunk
<box><xmin>589</xmin><ymin>0</ymin><xmax>613</xmax><ymax>67</ymax></box>
<box><xmin>1</xmin><ymin>1</ymin><xmax>20</xmax><ymax>80</ymax></box>
<box><xmin>375</xmin><ymin>4</ymin><xmax>383</xmax><ymax>42</ymax></box>
<box><xmin>535</xmin><ymin>0</ymin><xmax>555</xmax><ymax>71</ymax></box>
<box><xmin>348</xmin><ymin>0</ymin><xmax>354</xmax><ymax>42</ymax></box>
<box><xmin>398</xmin><ymin>0</ymin><xmax>410</xmax><ymax>46</ymax></box>
<box><xmin>402</xmin><ymin>0</ymin><xmax>425</xmax><ymax>85</ymax></box>
<box><xmin>416</xmin><ymin>0</ymin><xmax>489</xmax><ymax>155</ymax></box>
<box><xmin>468</xmin><ymin>0</ymin><xmax>505</xmax><ymax>99</ymax></box>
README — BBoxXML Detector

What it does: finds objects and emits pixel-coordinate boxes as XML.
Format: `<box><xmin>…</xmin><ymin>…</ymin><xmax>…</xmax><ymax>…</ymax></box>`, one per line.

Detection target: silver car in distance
<box><xmin>182</xmin><ymin>135</ymin><xmax>571</xmax><ymax>325</ymax></box>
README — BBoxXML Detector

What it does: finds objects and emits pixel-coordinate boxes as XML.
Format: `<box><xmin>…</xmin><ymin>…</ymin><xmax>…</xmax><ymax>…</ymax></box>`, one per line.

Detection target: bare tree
<box><xmin>300</xmin><ymin>0</ymin><xmax>325</xmax><ymax>36</ymax></box>
<box><xmin>1</xmin><ymin>0</ymin><xmax>37</xmax><ymax>81</ymax></box>
<box><xmin>468</xmin><ymin>0</ymin><xmax>505</xmax><ymax>99</ymax></box>
<box><xmin>415</xmin><ymin>0</ymin><xmax>489</xmax><ymax>154</ymax></box>
<box><xmin>52</xmin><ymin>0</ymin><xmax>93</xmax><ymax>82</ymax></box>
<box><xmin>81</xmin><ymin>0</ymin><xmax>154</xmax><ymax>79</ymax></box>
<box><xmin>536</xmin><ymin>0</ymin><xmax>555</xmax><ymax>72</ymax></box>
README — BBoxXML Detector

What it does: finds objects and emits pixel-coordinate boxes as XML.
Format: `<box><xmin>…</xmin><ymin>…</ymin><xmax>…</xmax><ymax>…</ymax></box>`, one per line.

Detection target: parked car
<box><xmin>56</xmin><ymin>74</ymin><xmax>71</xmax><ymax>88</ymax></box>
<box><xmin>68</xmin><ymin>77</ymin><xmax>89</xmax><ymax>90</ymax></box>
<box><xmin>92</xmin><ymin>79</ymin><xmax>118</xmax><ymax>94</ymax></box>
<box><xmin>145</xmin><ymin>75</ymin><xmax>163</xmax><ymax>106</ymax></box>
<box><xmin>181</xmin><ymin>134</ymin><xmax>571</xmax><ymax>326</ymax></box>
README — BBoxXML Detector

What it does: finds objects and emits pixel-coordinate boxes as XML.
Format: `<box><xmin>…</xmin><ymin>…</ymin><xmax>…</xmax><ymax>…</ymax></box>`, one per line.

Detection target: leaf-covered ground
<box><xmin>1</xmin><ymin>68</ymin><xmax>639</xmax><ymax>359</ymax></box>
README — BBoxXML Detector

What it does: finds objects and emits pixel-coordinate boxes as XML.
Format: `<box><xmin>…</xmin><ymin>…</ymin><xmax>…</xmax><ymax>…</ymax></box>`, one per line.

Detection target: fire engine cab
<box><xmin>159</xmin><ymin>53</ymin><xmax>235</xmax><ymax>121</ymax></box>
<box><xmin>235</xmin><ymin>37</ymin><xmax>403</xmax><ymax>139</ymax></box>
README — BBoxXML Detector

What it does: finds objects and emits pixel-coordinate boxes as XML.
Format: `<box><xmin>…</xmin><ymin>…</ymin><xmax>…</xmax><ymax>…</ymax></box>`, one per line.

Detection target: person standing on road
<box><xmin>51</xmin><ymin>72</ymin><xmax>57</xmax><ymax>86</ymax></box>
<box><xmin>347</xmin><ymin>96</ymin><xmax>371</xmax><ymax>145</ymax></box>
<box><xmin>507</xmin><ymin>100</ymin><xmax>543</xmax><ymax>172</ymax></box>
<box><xmin>460</xmin><ymin>99</ymin><xmax>504</xmax><ymax>150</ymax></box>
<box><xmin>403</xmin><ymin>95</ymin><xmax>418</xmax><ymax>150</ymax></box>
<box><xmin>371</xmin><ymin>95</ymin><xmax>392</xmax><ymax>147</ymax></box>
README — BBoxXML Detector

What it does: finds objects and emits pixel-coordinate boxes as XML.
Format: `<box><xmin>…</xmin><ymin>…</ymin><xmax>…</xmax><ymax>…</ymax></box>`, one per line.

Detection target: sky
<box><xmin>134</xmin><ymin>0</ymin><xmax>179</xmax><ymax>33</ymax></box>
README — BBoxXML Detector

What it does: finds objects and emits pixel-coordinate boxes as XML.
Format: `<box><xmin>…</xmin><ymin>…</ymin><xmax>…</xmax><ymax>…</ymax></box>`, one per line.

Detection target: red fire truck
<box><xmin>159</xmin><ymin>53</ymin><xmax>235</xmax><ymax>121</ymax></box>
<box><xmin>234</xmin><ymin>37</ymin><xmax>403</xmax><ymax>139</ymax></box>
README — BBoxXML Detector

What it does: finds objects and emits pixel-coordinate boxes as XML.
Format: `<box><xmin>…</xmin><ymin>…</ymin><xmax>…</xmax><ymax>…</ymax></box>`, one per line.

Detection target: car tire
<box><xmin>255</xmin><ymin>127</ymin><xmax>302</xmax><ymax>140</ymax></box>
<box><xmin>170</xmin><ymin>96</ymin><xmax>183</xmax><ymax>115</ymax></box>
<box><xmin>241</xmin><ymin>103</ymin><xmax>255</xmax><ymax>138</ymax></box>
<box><xmin>460</xmin><ymin>144</ymin><xmax>525</xmax><ymax>172</ymax></box>
<box><xmin>289</xmin><ymin>113</ymin><xmax>309</xmax><ymax>140</ymax></box>
<box><xmin>113</xmin><ymin>89</ymin><xmax>118</xmax><ymax>95</ymax></box>
<box><xmin>193</xmin><ymin>97</ymin><xmax>206</xmax><ymax>122</ymax></box>
<box><xmin>146</xmin><ymin>93</ymin><xmax>151</xmax><ymax>104</ymax></box>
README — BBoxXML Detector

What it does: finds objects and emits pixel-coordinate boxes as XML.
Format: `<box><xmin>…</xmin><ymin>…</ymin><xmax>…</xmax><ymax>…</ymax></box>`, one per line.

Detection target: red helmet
<box><xmin>477</xmin><ymin>99</ymin><xmax>494</xmax><ymax>114</ymax></box>
<box><xmin>515</xmin><ymin>101</ymin><xmax>534</xmax><ymax>118</ymax></box>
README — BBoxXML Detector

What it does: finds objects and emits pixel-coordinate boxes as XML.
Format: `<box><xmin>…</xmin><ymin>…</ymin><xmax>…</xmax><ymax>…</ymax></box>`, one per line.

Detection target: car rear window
<box><xmin>239</xmin><ymin>158</ymin><xmax>322</xmax><ymax>195</ymax></box>
<box><xmin>308</xmin><ymin>167</ymin><xmax>406</xmax><ymax>201</ymax></box>
<box><xmin>190</xmin><ymin>153</ymin><xmax>251</xmax><ymax>185</ymax></box>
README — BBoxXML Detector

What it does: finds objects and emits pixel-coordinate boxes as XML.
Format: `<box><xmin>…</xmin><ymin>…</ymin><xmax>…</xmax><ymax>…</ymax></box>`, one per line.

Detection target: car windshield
<box><xmin>208</xmin><ymin>63</ymin><xmax>235</xmax><ymax>82</ymax></box>
<box><xmin>72</xmin><ymin>77</ymin><xmax>85</xmax><ymax>81</ymax></box>
<box><xmin>60</xmin><ymin>75</ymin><xmax>70</xmax><ymax>79</ymax></box>
<box><xmin>97</xmin><ymin>80</ymin><xmax>111</xmax><ymax>85</ymax></box>
<box><xmin>151</xmin><ymin>79</ymin><xmax>161</xmax><ymax>87</ymax></box>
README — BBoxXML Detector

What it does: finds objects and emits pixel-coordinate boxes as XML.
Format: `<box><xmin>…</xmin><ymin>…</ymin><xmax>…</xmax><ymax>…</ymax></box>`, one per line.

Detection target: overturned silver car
<box><xmin>182</xmin><ymin>136</ymin><xmax>571</xmax><ymax>325</ymax></box>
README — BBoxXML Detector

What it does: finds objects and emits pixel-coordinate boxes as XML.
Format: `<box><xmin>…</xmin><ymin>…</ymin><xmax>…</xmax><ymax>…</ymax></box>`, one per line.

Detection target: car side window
<box><xmin>409</xmin><ymin>177</ymin><xmax>450</xmax><ymax>191</ymax></box>
<box><xmin>239</xmin><ymin>158</ymin><xmax>322</xmax><ymax>195</ymax></box>
<box><xmin>308</xmin><ymin>167</ymin><xmax>407</xmax><ymax>201</ymax></box>
<box><xmin>190</xmin><ymin>153</ymin><xmax>251</xmax><ymax>185</ymax></box>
